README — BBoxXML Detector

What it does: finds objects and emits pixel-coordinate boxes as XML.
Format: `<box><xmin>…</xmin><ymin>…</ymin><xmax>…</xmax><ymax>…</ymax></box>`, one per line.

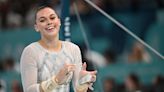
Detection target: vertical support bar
<box><xmin>61</xmin><ymin>0</ymin><xmax>71</xmax><ymax>41</ymax></box>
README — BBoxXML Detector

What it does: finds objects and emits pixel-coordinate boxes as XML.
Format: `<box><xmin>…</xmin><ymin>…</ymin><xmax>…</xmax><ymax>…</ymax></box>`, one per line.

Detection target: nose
<box><xmin>47</xmin><ymin>19</ymin><xmax>53</xmax><ymax>25</ymax></box>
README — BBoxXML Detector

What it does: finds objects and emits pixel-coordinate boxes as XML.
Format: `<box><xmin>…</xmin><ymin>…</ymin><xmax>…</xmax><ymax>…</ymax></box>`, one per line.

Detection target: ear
<box><xmin>34</xmin><ymin>24</ymin><xmax>39</xmax><ymax>32</ymax></box>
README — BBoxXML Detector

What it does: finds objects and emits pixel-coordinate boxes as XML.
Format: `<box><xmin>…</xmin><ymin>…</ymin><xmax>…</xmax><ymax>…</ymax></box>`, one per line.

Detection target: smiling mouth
<box><xmin>45</xmin><ymin>26</ymin><xmax>55</xmax><ymax>32</ymax></box>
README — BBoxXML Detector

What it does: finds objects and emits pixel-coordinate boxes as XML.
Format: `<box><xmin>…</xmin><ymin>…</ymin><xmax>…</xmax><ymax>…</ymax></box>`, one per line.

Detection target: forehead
<box><xmin>36</xmin><ymin>7</ymin><xmax>56</xmax><ymax>18</ymax></box>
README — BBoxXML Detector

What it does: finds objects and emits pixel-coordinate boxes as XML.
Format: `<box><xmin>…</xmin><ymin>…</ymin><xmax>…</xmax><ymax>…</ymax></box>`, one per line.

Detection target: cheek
<box><xmin>54</xmin><ymin>19</ymin><xmax>60</xmax><ymax>25</ymax></box>
<box><xmin>37</xmin><ymin>23</ymin><xmax>46</xmax><ymax>30</ymax></box>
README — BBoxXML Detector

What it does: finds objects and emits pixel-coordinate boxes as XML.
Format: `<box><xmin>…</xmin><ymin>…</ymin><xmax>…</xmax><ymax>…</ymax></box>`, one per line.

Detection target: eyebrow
<box><xmin>38</xmin><ymin>14</ymin><xmax>56</xmax><ymax>20</ymax></box>
<box><xmin>38</xmin><ymin>17</ymin><xmax>46</xmax><ymax>20</ymax></box>
<box><xmin>50</xmin><ymin>14</ymin><xmax>56</xmax><ymax>17</ymax></box>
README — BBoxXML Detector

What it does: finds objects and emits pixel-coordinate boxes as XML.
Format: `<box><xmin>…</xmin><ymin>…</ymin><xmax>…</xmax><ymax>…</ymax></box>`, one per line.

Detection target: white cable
<box><xmin>73</xmin><ymin>1</ymin><xmax>98</xmax><ymax>71</ymax></box>
<box><xmin>84</xmin><ymin>0</ymin><xmax>164</xmax><ymax>60</ymax></box>
<box><xmin>73</xmin><ymin>3</ymin><xmax>91</xmax><ymax>53</ymax></box>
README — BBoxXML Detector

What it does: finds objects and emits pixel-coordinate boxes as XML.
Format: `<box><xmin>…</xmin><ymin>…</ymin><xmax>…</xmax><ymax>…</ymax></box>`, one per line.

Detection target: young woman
<box><xmin>20</xmin><ymin>6</ymin><xmax>97</xmax><ymax>92</ymax></box>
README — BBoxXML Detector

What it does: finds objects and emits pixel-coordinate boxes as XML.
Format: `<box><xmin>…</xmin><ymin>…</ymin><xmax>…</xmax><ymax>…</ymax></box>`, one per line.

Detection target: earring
<box><xmin>36</xmin><ymin>29</ymin><xmax>39</xmax><ymax>32</ymax></box>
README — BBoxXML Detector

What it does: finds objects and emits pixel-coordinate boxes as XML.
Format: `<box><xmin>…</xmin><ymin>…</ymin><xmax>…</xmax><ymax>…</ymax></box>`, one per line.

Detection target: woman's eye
<box><xmin>50</xmin><ymin>17</ymin><xmax>56</xmax><ymax>20</ymax></box>
<box><xmin>40</xmin><ymin>19</ymin><xmax>45</xmax><ymax>22</ymax></box>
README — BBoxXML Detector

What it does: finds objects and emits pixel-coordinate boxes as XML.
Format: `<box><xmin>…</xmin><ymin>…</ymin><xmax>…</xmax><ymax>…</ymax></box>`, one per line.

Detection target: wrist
<box><xmin>41</xmin><ymin>76</ymin><xmax>59</xmax><ymax>92</ymax></box>
<box><xmin>54</xmin><ymin>77</ymin><xmax>61</xmax><ymax>85</ymax></box>
<box><xmin>76</xmin><ymin>83</ymin><xmax>89</xmax><ymax>92</ymax></box>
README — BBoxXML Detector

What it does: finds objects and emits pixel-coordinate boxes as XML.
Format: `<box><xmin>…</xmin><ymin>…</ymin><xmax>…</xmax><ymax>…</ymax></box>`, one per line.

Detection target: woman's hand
<box><xmin>77</xmin><ymin>62</ymin><xmax>97</xmax><ymax>92</ymax></box>
<box><xmin>55</xmin><ymin>64</ymin><xmax>76</xmax><ymax>85</ymax></box>
<box><xmin>80</xmin><ymin>62</ymin><xmax>97</xmax><ymax>83</ymax></box>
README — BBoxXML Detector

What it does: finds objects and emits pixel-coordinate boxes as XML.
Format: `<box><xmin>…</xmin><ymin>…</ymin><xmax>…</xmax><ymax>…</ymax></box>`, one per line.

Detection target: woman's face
<box><xmin>35</xmin><ymin>7</ymin><xmax>61</xmax><ymax>39</ymax></box>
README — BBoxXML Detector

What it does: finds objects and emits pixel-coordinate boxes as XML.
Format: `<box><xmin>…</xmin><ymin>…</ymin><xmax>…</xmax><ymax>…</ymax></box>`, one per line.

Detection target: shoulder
<box><xmin>61</xmin><ymin>41</ymin><xmax>82</xmax><ymax>56</ymax></box>
<box><xmin>20</xmin><ymin>42</ymin><xmax>39</xmax><ymax>69</ymax></box>
<box><xmin>20</xmin><ymin>42</ymin><xmax>40</xmax><ymax>64</ymax></box>
<box><xmin>62</xmin><ymin>41</ymin><xmax>80</xmax><ymax>50</ymax></box>
<box><xmin>22</xmin><ymin>42</ymin><xmax>38</xmax><ymax>55</ymax></box>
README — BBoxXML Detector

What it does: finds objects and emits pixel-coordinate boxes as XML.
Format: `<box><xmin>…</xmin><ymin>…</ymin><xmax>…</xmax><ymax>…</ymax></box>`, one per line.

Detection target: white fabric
<box><xmin>20</xmin><ymin>41</ymin><xmax>82</xmax><ymax>92</ymax></box>
<box><xmin>85</xmin><ymin>50</ymin><xmax>107</xmax><ymax>67</ymax></box>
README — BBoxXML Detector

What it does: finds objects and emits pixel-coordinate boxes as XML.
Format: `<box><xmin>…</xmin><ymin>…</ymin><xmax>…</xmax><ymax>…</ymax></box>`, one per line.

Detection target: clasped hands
<box><xmin>55</xmin><ymin>62</ymin><xmax>97</xmax><ymax>88</ymax></box>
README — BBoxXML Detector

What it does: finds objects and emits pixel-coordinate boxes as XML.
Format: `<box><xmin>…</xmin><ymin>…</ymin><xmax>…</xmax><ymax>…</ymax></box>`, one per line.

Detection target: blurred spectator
<box><xmin>0</xmin><ymin>59</ymin><xmax>4</xmax><ymax>72</ymax></box>
<box><xmin>2</xmin><ymin>57</ymin><xmax>15</xmax><ymax>71</ymax></box>
<box><xmin>7</xmin><ymin>10</ymin><xmax>22</xmax><ymax>28</ymax></box>
<box><xmin>9</xmin><ymin>0</ymin><xmax>37</xmax><ymax>27</ymax></box>
<box><xmin>0</xmin><ymin>0</ymin><xmax>10</xmax><ymax>28</ymax></box>
<box><xmin>124</xmin><ymin>73</ymin><xmax>142</xmax><ymax>92</ymax></box>
<box><xmin>103</xmin><ymin>77</ymin><xmax>117</xmax><ymax>92</ymax></box>
<box><xmin>70</xmin><ymin>0</ymin><xmax>91</xmax><ymax>15</ymax></box>
<box><xmin>0</xmin><ymin>79</ymin><xmax>6</xmax><ymax>92</ymax></box>
<box><xmin>11</xmin><ymin>80</ymin><xmax>22</xmax><ymax>92</ymax></box>
<box><xmin>128</xmin><ymin>42</ymin><xmax>151</xmax><ymax>63</ymax></box>
<box><xmin>91</xmin><ymin>0</ymin><xmax>106</xmax><ymax>9</ymax></box>
<box><xmin>104</xmin><ymin>49</ymin><xmax>117</xmax><ymax>64</ymax></box>
<box><xmin>152</xmin><ymin>75</ymin><xmax>164</xmax><ymax>92</ymax></box>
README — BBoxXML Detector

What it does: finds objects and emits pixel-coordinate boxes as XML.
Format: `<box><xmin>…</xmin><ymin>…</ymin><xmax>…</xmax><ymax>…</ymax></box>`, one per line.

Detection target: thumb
<box><xmin>90</xmin><ymin>70</ymin><xmax>97</xmax><ymax>75</ymax></box>
<box><xmin>82</xmin><ymin>62</ymin><xmax>87</xmax><ymax>70</ymax></box>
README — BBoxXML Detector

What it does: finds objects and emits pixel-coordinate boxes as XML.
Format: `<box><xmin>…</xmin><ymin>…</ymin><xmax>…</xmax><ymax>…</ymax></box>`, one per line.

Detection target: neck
<box><xmin>39</xmin><ymin>35</ymin><xmax>61</xmax><ymax>52</ymax></box>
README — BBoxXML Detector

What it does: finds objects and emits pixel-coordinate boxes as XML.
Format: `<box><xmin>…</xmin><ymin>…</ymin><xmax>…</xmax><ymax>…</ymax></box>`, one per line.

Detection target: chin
<box><xmin>49</xmin><ymin>31</ymin><xmax>59</xmax><ymax>37</ymax></box>
<box><xmin>47</xmin><ymin>32</ymin><xmax>58</xmax><ymax>37</ymax></box>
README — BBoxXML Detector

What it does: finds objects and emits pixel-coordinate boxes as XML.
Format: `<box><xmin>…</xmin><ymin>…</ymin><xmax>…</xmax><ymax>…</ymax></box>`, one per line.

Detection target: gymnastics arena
<box><xmin>0</xmin><ymin>0</ymin><xmax>164</xmax><ymax>92</ymax></box>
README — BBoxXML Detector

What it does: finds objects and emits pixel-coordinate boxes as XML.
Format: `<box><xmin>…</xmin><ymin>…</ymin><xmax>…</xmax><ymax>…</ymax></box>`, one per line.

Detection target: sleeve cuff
<box><xmin>40</xmin><ymin>76</ymin><xmax>59</xmax><ymax>92</ymax></box>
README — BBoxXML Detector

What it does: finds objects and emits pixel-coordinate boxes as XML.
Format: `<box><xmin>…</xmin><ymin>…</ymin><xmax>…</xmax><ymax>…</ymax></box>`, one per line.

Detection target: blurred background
<box><xmin>0</xmin><ymin>0</ymin><xmax>164</xmax><ymax>92</ymax></box>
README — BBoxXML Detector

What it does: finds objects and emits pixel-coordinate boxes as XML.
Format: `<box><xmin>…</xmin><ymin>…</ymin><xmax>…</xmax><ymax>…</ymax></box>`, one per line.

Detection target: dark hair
<box><xmin>34</xmin><ymin>5</ymin><xmax>56</xmax><ymax>23</ymax></box>
<box><xmin>128</xmin><ymin>73</ymin><xmax>140</xmax><ymax>88</ymax></box>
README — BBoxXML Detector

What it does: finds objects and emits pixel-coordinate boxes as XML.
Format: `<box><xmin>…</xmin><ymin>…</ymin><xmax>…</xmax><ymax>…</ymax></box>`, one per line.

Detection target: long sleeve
<box><xmin>20</xmin><ymin>46</ymin><xmax>60</xmax><ymax>92</ymax></box>
<box><xmin>20</xmin><ymin>46</ymin><xmax>40</xmax><ymax>92</ymax></box>
<box><xmin>71</xmin><ymin>45</ymin><xmax>83</xmax><ymax>92</ymax></box>
<box><xmin>70</xmin><ymin>44</ymin><xmax>94</xmax><ymax>92</ymax></box>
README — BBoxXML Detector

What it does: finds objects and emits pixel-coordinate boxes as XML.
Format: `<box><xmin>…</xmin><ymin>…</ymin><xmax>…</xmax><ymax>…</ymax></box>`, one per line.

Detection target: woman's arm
<box><xmin>20</xmin><ymin>46</ymin><xmax>40</xmax><ymax>92</ymax></box>
<box><xmin>71</xmin><ymin>45</ymin><xmax>97</xmax><ymax>92</ymax></box>
<box><xmin>70</xmin><ymin>45</ymin><xmax>89</xmax><ymax>92</ymax></box>
<box><xmin>21</xmin><ymin>46</ymin><xmax>76</xmax><ymax>92</ymax></box>
<box><xmin>20</xmin><ymin>47</ymin><xmax>59</xmax><ymax>92</ymax></box>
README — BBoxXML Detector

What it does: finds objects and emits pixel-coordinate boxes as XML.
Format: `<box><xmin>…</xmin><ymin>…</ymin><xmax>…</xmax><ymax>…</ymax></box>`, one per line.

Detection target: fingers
<box><xmin>67</xmin><ymin>65</ymin><xmax>75</xmax><ymax>73</ymax></box>
<box><xmin>90</xmin><ymin>70</ymin><xmax>97</xmax><ymax>75</ymax></box>
<box><xmin>91</xmin><ymin>75</ymin><xmax>96</xmax><ymax>82</ymax></box>
<box><xmin>82</xmin><ymin>62</ymin><xmax>87</xmax><ymax>70</ymax></box>
<box><xmin>64</xmin><ymin>64</ymin><xmax>76</xmax><ymax>75</ymax></box>
<box><xmin>80</xmin><ymin>70</ymin><xmax>97</xmax><ymax>78</ymax></box>
<box><xmin>83</xmin><ymin>70</ymin><xmax>97</xmax><ymax>75</ymax></box>
<box><xmin>56</xmin><ymin>64</ymin><xmax>76</xmax><ymax>84</ymax></box>
<box><xmin>89</xmin><ymin>83</ymin><xmax>94</xmax><ymax>90</ymax></box>
<box><xmin>86</xmin><ymin>71</ymin><xmax>97</xmax><ymax>83</ymax></box>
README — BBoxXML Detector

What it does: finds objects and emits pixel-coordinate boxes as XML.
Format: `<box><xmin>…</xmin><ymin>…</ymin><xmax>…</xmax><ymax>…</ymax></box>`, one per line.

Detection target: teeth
<box><xmin>47</xmin><ymin>27</ymin><xmax>54</xmax><ymax>30</ymax></box>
